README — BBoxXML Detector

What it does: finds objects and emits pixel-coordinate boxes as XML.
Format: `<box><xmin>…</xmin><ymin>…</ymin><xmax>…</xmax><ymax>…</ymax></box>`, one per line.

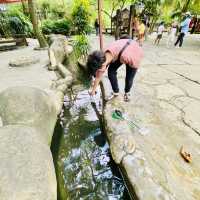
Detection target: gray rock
<box><xmin>0</xmin><ymin>125</ymin><xmax>57</xmax><ymax>200</ymax></box>
<box><xmin>34</xmin><ymin>47</ymin><xmax>49</xmax><ymax>51</ymax></box>
<box><xmin>48</xmin><ymin>34</ymin><xmax>73</xmax><ymax>70</ymax></box>
<box><xmin>0</xmin><ymin>87</ymin><xmax>57</xmax><ymax>145</ymax></box>
<box><xmin>57</xmin><ymin>63</ymin><xmax>73</xmax><ymax>79</ymax></box>
<box><xmin>99</xmin><ymin>34</ymin><xmax>200</xmax><ymax>200</ymax></box>
<box><xmin>9</xmin><ymin>56</ymin><xmax>40</xmax><ymax>67</ymax></box>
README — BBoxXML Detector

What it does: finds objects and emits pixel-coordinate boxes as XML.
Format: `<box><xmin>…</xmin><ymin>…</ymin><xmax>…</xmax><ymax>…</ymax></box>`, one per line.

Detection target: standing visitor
<box><xmin>144</xmin><ymin>16</ymin><xmax>150</xmax><ymax>41</ymax></box>
<box><xmin>166</xmin><ymin>21</ymin><xmax>178</xmax><ymax>48</ymax></box>
<box><xmin>174</xmin><ymin>12</ymin><xmax>192</xmax><ymax>47</ymax></box>
<box><xmin>154</xmin><ymin>22</ymin><xmax>165</xmax><ymax>45</ymax></box>
<box><xmin>94</xmin><ymin>19</ymin><xmax>99</xmax><ymax>36</ymax></box>
<box><xmin>87</xmin><ymin>37</ymin><xmax>143</xmax><ymax>102</ymax></box>
<box><xmin>132</xmin><ymin>17</ymin><xmax>139</xmax><ymax>39</ymax></box>
<box><xmin>137</xmin><ymin>20</ymin><xmax>146</xmax><ymax>46</ymax></box>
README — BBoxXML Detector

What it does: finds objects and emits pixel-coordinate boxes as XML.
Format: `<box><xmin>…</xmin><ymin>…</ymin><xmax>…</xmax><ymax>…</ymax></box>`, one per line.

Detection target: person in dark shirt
<box><xmin>94</xmin><ymin>19</ymin><xmax>99</xmax><ymax>36</ymax></box>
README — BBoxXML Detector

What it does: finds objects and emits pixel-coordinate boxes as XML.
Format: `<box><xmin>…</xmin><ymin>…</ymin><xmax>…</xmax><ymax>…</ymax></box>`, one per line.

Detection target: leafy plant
<box><xmin>40</xmin><ymin>0</ymin><xmax>50</xmax><ymax>19</ymax></box>
<box><xmin>9</xmin><ymin>16</ymin><xmax>25</xmax><ymax>34</ymax></box>
<box><xmin>71</xmin><ymin>0</ymin><xmax>92</xmax><ymax>34</ymax></box>
<box><xmin>73</xmin><ymin>34</ymin><xmax>90</xmax><ymax>59</ymax></box>
<box><xmin>42</xmin><ymin>18</ymin><xmax>72</xmax><ymax>35</ymax></box>
<box><xmin>51</xmin><ymin>4</ymin><xmax>66</xmax><ymax>18</ymax></box>
<box><xmin>0</xmin><ymin>13</ymin><xmax>11</xmax><ymax>37</ymax></box>
<box><xmin>7</xmin><ymin>5</ymin><xmax>33</xmax><ymax>36</ymax></box>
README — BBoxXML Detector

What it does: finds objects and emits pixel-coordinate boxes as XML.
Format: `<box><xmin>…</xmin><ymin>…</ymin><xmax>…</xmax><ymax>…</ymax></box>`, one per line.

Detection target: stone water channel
<box><xmin>51</xmin><ymin>81</ymin><xmax>131</xmax><ymax>200</ymax></box>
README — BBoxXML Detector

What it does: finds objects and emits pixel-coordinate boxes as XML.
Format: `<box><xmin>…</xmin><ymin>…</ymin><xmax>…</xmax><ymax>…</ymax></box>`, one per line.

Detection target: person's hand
<box><xmin>88</xmin><ymin>90</ymin><xmax>96</xmax><ymax>96</ymax></box>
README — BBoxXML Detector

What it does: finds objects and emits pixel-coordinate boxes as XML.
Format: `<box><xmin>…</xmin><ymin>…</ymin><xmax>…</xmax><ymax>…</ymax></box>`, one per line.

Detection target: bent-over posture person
<box><xmin>87</xmin><ymin>37</ymin><xmax>143</xmax><ymax>102</ymax></box>
<box><xmin>154</xmin><ymin>22</ymin><xmax>165</xmax><ymax>45</ymax></box>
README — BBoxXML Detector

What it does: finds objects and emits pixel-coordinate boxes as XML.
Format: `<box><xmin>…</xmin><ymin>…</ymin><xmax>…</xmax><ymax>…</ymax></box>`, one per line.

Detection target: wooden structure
<box><xmin>0</xmin><ymin>34</ymin><xmax>28</xmax><ymax>51</ymax></box>
<box><xmin>110</xmin><ymin>5</ymin><xmax>138</xmax><ymax>39</ymax></box>
<box><xmin>112</xmin><ymin>8</ymin><xmax>130</xmax><ymax>36</ymax></box>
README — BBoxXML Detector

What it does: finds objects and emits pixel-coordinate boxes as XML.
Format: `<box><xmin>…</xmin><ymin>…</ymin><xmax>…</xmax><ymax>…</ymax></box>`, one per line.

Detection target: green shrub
<box><xmin>42</xmin><ymin>18</ymin><xmax>72</xmax><ymax>35</ymax></box>
<box><xmin>9</xmin><ymin>16</ymin><xmax>24</xmax><ymax>34</ymax></box>
<box><xmin>51</xmin><ymin>4</ymin><xmax>66</xmax><ymax>18</ymax></box>
<box><xmin>73</xmin><ymin>34</ymin><xmax>90</xmax><ymax>59</ymax></box>
<box><xmin>0</xmin><ymin>13</ymin><xmax>11</xmax><ymax>37</ymax></box>
<box><xmin>71</xmin><ymin>0</ymin><xmax>92</xmax><ymax>34</ymax></box>
<box><xmin>7</xmin><ymin>5</ymin><xmax>33</xmax><ymax>36</ymax></box>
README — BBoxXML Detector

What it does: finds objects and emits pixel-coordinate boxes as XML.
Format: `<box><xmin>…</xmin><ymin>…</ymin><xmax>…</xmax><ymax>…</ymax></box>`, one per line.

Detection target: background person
<box><xmin>154</xmin><ymin>21</ymin><xmax>165</xmax><ymax>45</ymax></box>
<box><xmin>137</xmin><ymin>19</ymin><xmax>146</xmax><ymax>46</ymax></box>
<box><xmin>87</xmin><ymin>37</ymin><xmax>143</xmax><ymax>102</ymax></box>
<box><xmin>132</xmin><ymin>17</ymin><xmax>139</xmax><ymax>39</ymax></box>
<box><xmin>166</xmin><ymin>21</ymin><xmax>178</xmax><ymax>48</ymax></box>
<box><xmin>174</xmin><ymin>12</ymin><xmax>192</xmax><ymax>47</ymax></box>
<box><xmin>94</xmin><ymin>19</ymin><xmax>99</xmax><ymax>36</ymax></box>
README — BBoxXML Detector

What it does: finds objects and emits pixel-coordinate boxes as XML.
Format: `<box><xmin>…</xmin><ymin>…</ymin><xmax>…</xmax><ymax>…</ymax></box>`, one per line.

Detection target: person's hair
<box><xmin>87</xmin><ymin>50</ymin><xmax>106</xmax><ymax>77</ymax></box>
<box><xmin>120</xmin><ymin>35</ymin><xmax>131</xmax><ymax>39</ymax></box>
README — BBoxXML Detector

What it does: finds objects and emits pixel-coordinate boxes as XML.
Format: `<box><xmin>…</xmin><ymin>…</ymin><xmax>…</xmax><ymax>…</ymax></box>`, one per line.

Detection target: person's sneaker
<box><xmin>124</xmin><ymin>93</ymin><xmax>131</xmax><ymax>102</ymax></box>
<box><xmin>105</xmin><ymin>92</ymin><xmax>119</xmax><ymax>101</ymax></box>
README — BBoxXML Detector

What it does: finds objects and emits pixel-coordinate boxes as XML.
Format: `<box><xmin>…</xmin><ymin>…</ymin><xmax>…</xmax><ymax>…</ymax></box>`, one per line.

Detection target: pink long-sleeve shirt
<box><xmin>96</xmin><ymin>39</ymin><xmax>143</xmax><ymax>78</ymax></box>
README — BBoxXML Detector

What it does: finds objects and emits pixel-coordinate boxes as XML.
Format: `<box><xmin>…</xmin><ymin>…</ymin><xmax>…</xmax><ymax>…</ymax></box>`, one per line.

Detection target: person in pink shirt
<box><xmin>87</xmin><ymin>36</ymin><xmax>143</xmax><ymax>102</ymax></box>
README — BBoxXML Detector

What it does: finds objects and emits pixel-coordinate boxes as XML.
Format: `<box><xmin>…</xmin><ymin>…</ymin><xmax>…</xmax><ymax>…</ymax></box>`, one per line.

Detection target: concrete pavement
<box><xmin>89</xmin><ymin>33</ymin><xmax>200</xmax><ymax>200</ymax></box>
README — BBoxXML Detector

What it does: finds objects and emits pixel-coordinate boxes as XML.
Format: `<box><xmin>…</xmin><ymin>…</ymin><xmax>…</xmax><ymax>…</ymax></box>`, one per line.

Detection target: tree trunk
<box><xmin>149</xmin><ymin>16</ymin><xmax>157</xmax><ymax>33</ymax></box>
<box><xmin>111</xmin><ymin>17</ymin><xmax>113</xmax><ymax>34</ymax></box>
<box><xmin>110</xmin><ymin>11</ymin><xmax>114</xmax><ymax>35</ymax></box>
<box><xmin>115</xmin><ymin>9</ymin><xmax>121</xmax><ymax>40</ymax></box>
<box><xmin>98</xmin><ymin>0</ymin><xmax>103</xmax><ymax>50</ymax></box>
<box><xmin>128</xmin><ymin>5</ymin><xmax>135</xmax><ymax>37</ymax></box>
<box><xmin>21</xmin><ymin>0</ymin><xmax>28</xmax><ymax>15</ymax></box>
<box><xmin>28</xmin><ymin>0</ymin><xmax>48</xmax><ymax>48</ymax></box>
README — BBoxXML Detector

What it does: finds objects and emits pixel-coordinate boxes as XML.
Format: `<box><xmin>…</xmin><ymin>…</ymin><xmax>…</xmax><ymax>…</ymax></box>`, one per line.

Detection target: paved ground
<box><xmin>89</xmin><ymin>34</ymin><xmax>200</xmax><ymax>200</ymax></box>
<box><xmin>0</xmin><ymin>39</ymin><xmax>56</xmax><ymax>93</ymax></box>
<box><xmin>0</xmin><ymin>39</ymin><xmax>59</xmax><ymax>200</ymax></box>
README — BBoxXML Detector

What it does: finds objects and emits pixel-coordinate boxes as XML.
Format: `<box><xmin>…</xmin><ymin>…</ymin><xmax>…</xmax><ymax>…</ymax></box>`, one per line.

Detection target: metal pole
<box><xmin>98</xmin><ymin>0</ymin><xmax>103</xmax><ymax>50</ymax></box>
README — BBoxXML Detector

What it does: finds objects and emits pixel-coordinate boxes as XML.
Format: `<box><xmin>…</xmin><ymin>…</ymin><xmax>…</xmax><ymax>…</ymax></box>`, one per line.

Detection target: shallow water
<box><xmin>51</xmin><ymin>87</ymin><xmax>130</xmax><ymax>200</ymax></box>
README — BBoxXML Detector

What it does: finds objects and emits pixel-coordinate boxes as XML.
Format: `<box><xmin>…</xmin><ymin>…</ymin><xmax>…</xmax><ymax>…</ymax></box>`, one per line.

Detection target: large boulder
<box><xmin>0</xmin><ymin>125</ymin><xmax>57</xmax><ymax>200</ymax></box>
<box><xmin>0</xmin><ymin>87</ymin><xmax>57</xmax><ymax>145</ymax></box>
<box><xmin>48</xmin><ymin>34</ymin><xmax>73</xmax><ymax>70</ymax></box>
<box><xmin>9</xmin><ymin>56</ymin><xmax>40</xmax><ymax>67</ymax></box>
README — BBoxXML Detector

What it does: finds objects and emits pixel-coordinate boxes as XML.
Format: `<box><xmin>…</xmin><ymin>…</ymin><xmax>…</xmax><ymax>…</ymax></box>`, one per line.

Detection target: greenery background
<box><xmin>0</xmin><ymin>0</ymin><xmax>199</xmax><ymax>49</ymax></box>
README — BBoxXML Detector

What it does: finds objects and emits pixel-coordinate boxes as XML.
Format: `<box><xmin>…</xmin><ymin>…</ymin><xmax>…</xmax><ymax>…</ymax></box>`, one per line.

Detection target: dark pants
<box><xmin>95</xmin><ymin>27</ymin><xmax>99</xmax><ymax>35</ymax></box>
<box><xmin>175</xmin><ymin>32</ymin><xmax>185</xmax><ymax>47</ymax></box>
<box><xmin>108</xmin><ymin>60</ymin><xmax>137</xmax><ymax>93</ymax></box>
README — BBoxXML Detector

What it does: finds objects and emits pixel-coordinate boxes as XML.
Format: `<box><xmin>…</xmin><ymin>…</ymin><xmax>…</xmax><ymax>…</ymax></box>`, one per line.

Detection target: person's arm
<box><xmin>90</xmin><ymin>76</ymin><xmax>102</xmax><ymax>96</ymax></box>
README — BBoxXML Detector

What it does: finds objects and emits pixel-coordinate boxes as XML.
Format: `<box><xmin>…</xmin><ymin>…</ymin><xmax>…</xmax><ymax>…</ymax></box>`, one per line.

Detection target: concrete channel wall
<box><xmin>0</xmin><ymin>35</ymin><xmax>73</xmax><ymax>200</ymax></box>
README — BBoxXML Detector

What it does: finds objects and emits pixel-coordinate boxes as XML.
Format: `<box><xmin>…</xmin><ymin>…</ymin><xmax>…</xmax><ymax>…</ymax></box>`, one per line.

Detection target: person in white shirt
<box><xmin>166</xmin><ymin>21</ymin><xmax>178</xmax><ymax>48</ymax></box>
<box><xmin>154</xmin><ymin>21</ymin><xmax>165</xmax><ymax>45</ymax></box>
